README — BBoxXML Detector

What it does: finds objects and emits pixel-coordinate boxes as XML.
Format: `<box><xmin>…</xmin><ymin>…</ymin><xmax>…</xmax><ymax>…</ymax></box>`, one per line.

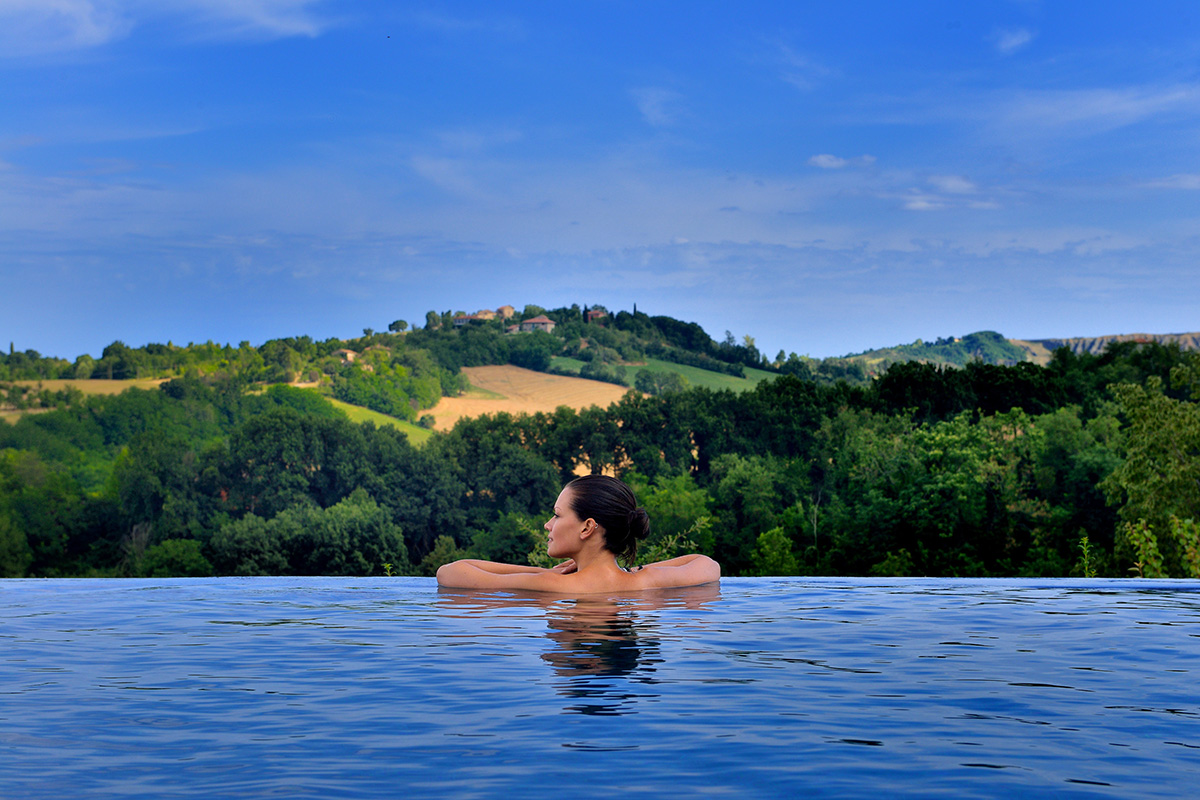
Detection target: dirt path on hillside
<box><xmin>425</xmin><ymin>365</ymin><xmax>633</xmax><ymax>430</ymax></box>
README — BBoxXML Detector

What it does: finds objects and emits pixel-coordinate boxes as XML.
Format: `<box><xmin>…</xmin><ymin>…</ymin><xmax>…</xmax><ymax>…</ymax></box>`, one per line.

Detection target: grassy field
<box><xmin>324</xmin><ymin>397</ymin><xmax>434</xmax><ymax>446</ymax></box>
<box><xmin>424</xmin><ymin>365</ymin><xmax>633</xmax><ymax>430</ymax></box>
<box><xmin>549</xmin><ymin>356</ymin><xmax>776</xmax><ymax>393</ymax></box>
<box><xmin>551</xmin><ymin>356</ymin><xmax>587</xmax><ymax>373</ymax></box>
<box><xmin>1</xmin><ymin>378</ymin><xmax>168</xmax><ymax>422</ymax></box>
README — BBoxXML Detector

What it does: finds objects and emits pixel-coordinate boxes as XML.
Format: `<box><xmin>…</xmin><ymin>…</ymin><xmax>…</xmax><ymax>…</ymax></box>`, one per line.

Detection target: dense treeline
<box><xmin>2</xmin><ymin>337</ymin><xmax>1198</xmax><ymax>580</ymax></box>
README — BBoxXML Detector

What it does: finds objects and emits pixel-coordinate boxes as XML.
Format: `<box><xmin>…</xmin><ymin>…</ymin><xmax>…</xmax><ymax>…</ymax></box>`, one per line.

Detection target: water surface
<box><xmin>2</xmin><ymin>577</ymin><xmax>1198</xmax><ymax>798</ymax></box>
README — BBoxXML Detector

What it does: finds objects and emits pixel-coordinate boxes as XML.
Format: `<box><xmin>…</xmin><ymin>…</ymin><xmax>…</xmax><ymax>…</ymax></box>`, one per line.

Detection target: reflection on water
<box><xmin>542</xmin><ymin>599</ymin><xmax>661</xmax><ymax>715</ymax></box>
<box><xmin>438</xmin><ymin>583</ymin><xmax>719</xmax><ymax>716</ymax></box>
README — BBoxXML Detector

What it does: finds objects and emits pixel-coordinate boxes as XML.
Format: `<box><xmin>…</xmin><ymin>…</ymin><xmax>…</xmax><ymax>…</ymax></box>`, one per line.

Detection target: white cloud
<box><xmin>0</xmin><ymin>0</ymin><xmax>130</xmax><ymax>56</ymax></box>
<box><xmin>0</xmin><ymin>0</ymin><xmax>330</xmax><ymax>57</ymax></box>
<box><xmin>998</xmin><ymin>84</ymin><xmax>1200</xmax><ymax>135</ymax></box>
<box><xmin>631</xmin><ymin>87</ymin><xmax>682</xmax><ymax>127</ymax></box>
<box><xmin>994</xmin><ymin>27</ymin><xmax>1035</xmax><ymax>55</ymax></box>
<box><xmin>809</xmin><ymin>154</ymin><xmax>847</xmax><ymax>169</ymax></box>
<box><xmin>407</xmin><ymin>11</ymin><xmax>524</xmax><ymax>38</ymax></box>
<box><xmin>1144</xmin><ymin>173</ymin><xmax>1200</xmax><ymax>190</ymax></box>
<box><xmin>927</xmin><ymin>175</ymin><xmax>976</xmax><ymax>194</ymax></box>
<box><xmin>171</xmin><ymin>0</ymin><xmax>328</xmax><ymax>39</ymax></box>
<box><xmin>902</xmin><ymin>195</ymin><xmax>944</xmax><ymax>212</ymax></box>
<box><xmin>808</xmin><ymin>154</ymin><xmax>876</xmax><ymax>169</ymax></box>
<box><xmin>895</xmin><ymin>175</ymin><xmax>997</xmax><ymax>212</ymax></box>
<box><xmin>761</xmin><ymin>40</ymin><xmax>833</xmax><ymax>91</ymax></box>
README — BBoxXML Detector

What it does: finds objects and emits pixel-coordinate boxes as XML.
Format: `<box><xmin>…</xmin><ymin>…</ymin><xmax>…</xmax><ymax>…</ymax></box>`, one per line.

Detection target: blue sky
<box><xmin>2</xmin><ymin>1</ymin><xmax>1198</xmax><ymax>361</ymax></box>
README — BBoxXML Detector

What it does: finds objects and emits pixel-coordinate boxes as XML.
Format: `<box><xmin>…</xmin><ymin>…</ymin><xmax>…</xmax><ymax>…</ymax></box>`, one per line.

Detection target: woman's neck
<box><xmin>572</xmin><ymin>548</ymin><xmax>621</xmax><ymax>574</ymax></box>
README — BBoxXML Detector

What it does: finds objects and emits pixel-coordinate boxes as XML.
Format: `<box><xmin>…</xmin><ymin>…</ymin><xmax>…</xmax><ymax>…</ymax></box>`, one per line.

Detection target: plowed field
<box><xmin>425</xmin><ymin>365</ymin><xmax>632</xmax><ymax>431</ymax></box>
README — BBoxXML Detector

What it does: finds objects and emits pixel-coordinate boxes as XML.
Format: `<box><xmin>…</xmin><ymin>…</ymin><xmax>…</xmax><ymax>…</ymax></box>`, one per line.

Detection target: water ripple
<box><xmin>2</xmin><ymin>576</ymin><xmax>1199</xmax><ymax>799</ymax></box>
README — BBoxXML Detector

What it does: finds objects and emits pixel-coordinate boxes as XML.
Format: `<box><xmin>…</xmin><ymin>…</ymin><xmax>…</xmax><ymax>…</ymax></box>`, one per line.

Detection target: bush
<box><xmin>139</xmin><ymin>539</ymin><xmax>213</xmax><ymax>577</ymax></box>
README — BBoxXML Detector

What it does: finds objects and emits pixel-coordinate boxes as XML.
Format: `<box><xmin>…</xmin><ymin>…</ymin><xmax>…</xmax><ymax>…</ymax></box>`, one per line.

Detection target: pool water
<box><xmin>2</xmin><ymin>577</ymin><xmax>1199</xmax><ymax>799</ymax></box>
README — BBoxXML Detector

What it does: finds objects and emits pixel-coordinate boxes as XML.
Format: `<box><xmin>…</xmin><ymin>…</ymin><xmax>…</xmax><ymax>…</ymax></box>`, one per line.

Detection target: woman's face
<box><xmin>545</xmin><ymin>487</ymin><xmax>585</xmax><ymax>559</ymax></box>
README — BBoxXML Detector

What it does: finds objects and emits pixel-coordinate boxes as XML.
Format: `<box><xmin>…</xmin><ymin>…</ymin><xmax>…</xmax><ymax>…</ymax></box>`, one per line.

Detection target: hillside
<box><xmin>838</xmin><ymin>330</ymin><xmax>1200</xmax><ymax>374</ymax></box>
<box><xmin>1012</xmin><ymin>332</ymin><xmax>1200</xmax><ymax>365</ymax></box>
<box><xmin>423</xmin><ymin>365</ymin><xmax>633</xmax><ymax>430</ymax></box>
<box><xmin>6</xmin><ymin>307</ymin><xmax>1199</xmax><ymax>427</ymax></box>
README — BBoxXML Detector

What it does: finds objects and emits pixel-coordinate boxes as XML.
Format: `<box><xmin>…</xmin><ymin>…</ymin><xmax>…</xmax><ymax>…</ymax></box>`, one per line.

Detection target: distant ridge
<box><xmin>837</xmin><ymin>330</ymin><xmax>1200</xmax><ymax>375</ymax></box>
<box><xmin>1011</xmin><ymin>332</ymin><xmax>1200</xmax><ymax>365</ymax></box>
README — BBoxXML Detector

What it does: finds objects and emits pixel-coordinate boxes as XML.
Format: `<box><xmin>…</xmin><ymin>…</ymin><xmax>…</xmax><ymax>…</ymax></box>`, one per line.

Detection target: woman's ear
<box><xmin>580</xmin><ymin>518</ymin><xmax>597</xmax><ymax>539</ymax></box>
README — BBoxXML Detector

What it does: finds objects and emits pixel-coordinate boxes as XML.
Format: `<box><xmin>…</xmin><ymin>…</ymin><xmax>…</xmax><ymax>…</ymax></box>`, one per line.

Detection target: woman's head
<box><xmin>562</xmin><ymin>475</ymin><xmax>650</xmax><ymax>564</ymax></box>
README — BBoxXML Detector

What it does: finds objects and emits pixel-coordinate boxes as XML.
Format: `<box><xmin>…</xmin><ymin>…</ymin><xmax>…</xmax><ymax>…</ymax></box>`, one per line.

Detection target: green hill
<box><xmin>838</xmin><ymin>330</ymin><xmax>1200</xmax><ymax>376</ymax></box>
<box><xmin>842</xmin><ymin>331</ymin><xmax>1029</xmax><ymax>377</ymax></box>
<box><xmin>550</xmin><ymin>356</ymin><xmax>774</xmax><ymax>393</ymax></box>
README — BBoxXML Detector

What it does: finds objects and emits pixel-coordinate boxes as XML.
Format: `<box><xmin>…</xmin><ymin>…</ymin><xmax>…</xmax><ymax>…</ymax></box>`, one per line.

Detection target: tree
<box><xmin>73</xmin><ymin>354</ymin><xmax>96</xmax><ymax>380</ymax></box>
<box><xmin>139</xmin><ymin>539</ymin><xmax>213</xmax><ymax>577</ymax></box>
<box><xmin>628</xmin><ymin>471</ymin><xmax>714</xmax><ymax>553</ymax></box>
<box><xmin>710</xmin><ymin>454</ymin><xmax>789</xmax><ymax>573</ymax></box>
<box><xmin>751</xmin><ymin>527</ymin><xmax>798</xmax><ymax>576</ymax></box>
<box><xmin>389</xmin><ymin>320</ymin><xmax>409</xmax><ymax>333</ymax></box>
<box><xmin>211</xmin><ymin>490</ymin><xmax>410</xmax><ymax>576</ymax></box>
<box><xmin>222</xmin><ymin>409</ymin><xmax>369</xmax><ymax>518</ymax></box>
<box><xmin>1103</xmin><ymin>369</ymin><xmax>1200</xmax><ymax>576</ymax></box>
<box><xmin>280</xmin><ymin>489</ymin><xmax>410</xmax><ymax>576</ymax></box>
<box><xmin>634</xmin><ymin>369</ymin><xmax>688</xmax><ymax>396</ymax></box>
<box><xmin>209</xmin><ymin>514</ymin><xmax>289</xmax><ymax>576</ymax></box>
<box><xmin>509</xmin><ymin>331</ymin><xmax>559</xmax><ymax>372</ymax></box>
<box><xmin>468</xmin><ymin>511</ymin><xmax>542</xmax><ymax>564</ymax></box>
<box><xmin>360</xmin><ymin>425</ymin><xmax>465</xmax><ymax>559</ymax></box>
<box><xmin>0</xmin><ymin>512</ymin><xmax>33</xmax><ymax>577</ymax></box>
<box><xmin>420</xmin><ymin>535</ymin><xmax>467</xmax><ymax>576</ymax></box>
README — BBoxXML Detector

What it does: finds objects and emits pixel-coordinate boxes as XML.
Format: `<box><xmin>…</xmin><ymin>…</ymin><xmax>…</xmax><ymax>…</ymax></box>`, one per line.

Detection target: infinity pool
<box><xmin>2</xmin><ymin>577</ymin><xmax>1199</xmax><ymax>799</ymax></box>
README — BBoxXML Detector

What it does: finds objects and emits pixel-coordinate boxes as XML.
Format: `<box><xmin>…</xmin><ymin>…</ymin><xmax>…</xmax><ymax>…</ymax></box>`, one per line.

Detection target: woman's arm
<box><xmin>638</xmin><ymin>554</ymin><xmax>715</xmax><ymax>569</ymax></box>
<box><xmin>635</xmin><ymin>554</ymin><xmax>721</xmax><ymax>588</ymax></box>
<box><xmin>436</xmin><ymin>559</ymin><xmax>570</xmax><ymax>590</ymax></box>
<box><xmin>444</xmin><ymin>559</ymin><xmax>546</xmax><ymax>575</ymax></box>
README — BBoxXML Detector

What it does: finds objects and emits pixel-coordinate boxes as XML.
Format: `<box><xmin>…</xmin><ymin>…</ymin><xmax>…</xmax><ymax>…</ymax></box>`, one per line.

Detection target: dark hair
<box><xmin>564</xmin><ymin>475</ymin><xmax>651</xmax><ymax>564</ymax></box>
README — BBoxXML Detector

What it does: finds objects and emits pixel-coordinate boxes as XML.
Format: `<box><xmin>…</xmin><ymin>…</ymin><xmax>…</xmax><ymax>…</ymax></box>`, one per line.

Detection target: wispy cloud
<box><xmin>773</xmin><ymin>42</ymin><xmax>832</xmax><ymax>91</ymax></box>
<box><xmin>0</xmin><ymin>0</ymin><xmax>130</xmax><ymax>56</ymax></box>
<box><xmin>993</xmin><ymin>27</ymin><xmax>1035</xmax><ymax>55</ymax></box>
<box><xmin>172</xmin><ymin>0</ymin><xmax>331</xmax><ymax>40</ymax></box>
<box><xmin>1143</xmin><ymin>173</ymin><xmax>1200</xmax><ymax>190</ymax></box>
<box><xmin>631</xmin><ymin>87</ymin><xmax>683</xmax><ymax>127</ymax></box>
<box><xmin>899</xmin><ymin>175</ymin><xmax>997</xmax><ymax>211</ymax></box>
<box><xmin>901</xmin><ymin>194</ymin><xmax>944</xmax><ymax>212</ymax></box>
<box><xmin>997</xmin><ymin>84</ymin><xmax>1200</xmax><ymax>135</ymax></box>
<box><xmin>808</xmin><ymin>153</ymin><xmax>876</xmax><ymax>169</ymax></box>
<box><xmin>407</xmin><ymin>10</ymin><xmax>525</xmax><ymax>38</ymax></box>
<box><xmin>0</xmin><ymin>0</ymin><xmax>331</xmax><ymax>57</ymax></box>
<box><xmin>927</xmin><ymin>175</ymin><xmax>976</xmax><ymax>194</ymax></box>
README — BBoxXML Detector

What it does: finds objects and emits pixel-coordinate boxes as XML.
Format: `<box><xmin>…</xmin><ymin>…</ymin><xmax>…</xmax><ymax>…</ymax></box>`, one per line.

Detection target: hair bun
<box><xmin>628</xmin><ymin>507</ymin><xmax>651</xmax><ymax>540</ymax></box>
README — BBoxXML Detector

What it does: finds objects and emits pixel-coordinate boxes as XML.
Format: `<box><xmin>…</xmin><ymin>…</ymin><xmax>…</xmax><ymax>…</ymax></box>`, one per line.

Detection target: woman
<box><xmin>436</xmin><ymin>475</ymin><xmax>720</xmax><ymax>593</ymax></box>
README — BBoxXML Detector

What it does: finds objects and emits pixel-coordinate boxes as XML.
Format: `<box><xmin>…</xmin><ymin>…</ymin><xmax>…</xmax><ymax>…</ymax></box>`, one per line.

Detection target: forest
<box><xmin>1</xmin><ymin>305</ymin><xmax>1198</xmax><ymax>580</ymax></box>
